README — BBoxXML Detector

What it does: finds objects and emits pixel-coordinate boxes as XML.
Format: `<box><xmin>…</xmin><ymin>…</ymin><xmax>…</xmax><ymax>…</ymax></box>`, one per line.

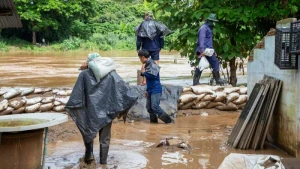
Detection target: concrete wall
<box><xmin>247</xmin><ymin>35</ymin><xmax>300</xmax><ymax>156</ymax></box>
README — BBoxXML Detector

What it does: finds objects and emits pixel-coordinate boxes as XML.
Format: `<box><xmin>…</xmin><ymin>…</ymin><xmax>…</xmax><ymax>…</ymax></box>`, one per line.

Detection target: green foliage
<box><xmin>0</xmin><ymin>41</ymin><xmax>9</xmax><ymax>52</ymax></box>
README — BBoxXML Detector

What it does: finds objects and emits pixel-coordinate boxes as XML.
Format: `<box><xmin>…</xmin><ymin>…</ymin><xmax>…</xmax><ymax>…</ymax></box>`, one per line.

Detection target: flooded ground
<box><xmin>0</xmin><ymin>51</ymin><xmax>247</xmax><ymax>87</ymax></box>
<box><xmin>45</xmin><ymin>110</ymin><xmax>290</xmax><ymax>169</ymax></box>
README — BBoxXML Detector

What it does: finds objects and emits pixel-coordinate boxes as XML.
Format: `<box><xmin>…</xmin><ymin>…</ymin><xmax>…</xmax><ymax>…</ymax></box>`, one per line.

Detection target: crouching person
<box><xmin>138</xmin><ymin>49</ymin><xmax>174</xmax><ymax>124</ymax></box>
<box><xmin>65</xmin><ymin>53</ymin><xmax>137</xmax><ymax>165</ymax></box>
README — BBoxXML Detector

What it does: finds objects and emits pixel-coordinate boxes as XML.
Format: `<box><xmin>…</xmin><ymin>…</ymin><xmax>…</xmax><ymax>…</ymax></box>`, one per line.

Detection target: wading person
<box><xmin>65</xmin><ymin>53</ymin><xmax>137</xmax><ymax>165</ymax></box>
<box><xmin>194</xmin><ymin>13</ymin><xmax>225</xmax><ymax>86</ymax></box>
<box><xmin>136</xmin><ymin>12</ymin><xmax>171</xmax><ymax>85</ymax></box>
<box><xmin>138</xmin><ymin>49</ymin><xmax>174</xmax><ymax>124</ymax></box>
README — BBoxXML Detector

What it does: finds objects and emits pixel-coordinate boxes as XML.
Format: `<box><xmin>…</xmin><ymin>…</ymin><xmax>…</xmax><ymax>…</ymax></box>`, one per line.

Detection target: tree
<box><xmin>13</xmin><ymin>0</ymin><xmax>99</xmax><ymax>44</ymax></box>
<box><xmin>148</xmin><ymin>0</ymin><xmax>300</xmax><ymax>86</ymax></box>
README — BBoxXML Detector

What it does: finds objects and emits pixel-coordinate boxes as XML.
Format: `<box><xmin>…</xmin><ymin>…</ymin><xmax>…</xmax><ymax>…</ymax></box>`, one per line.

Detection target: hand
<box><xmin>201</xmin><ymin>52</ymin><xmax>205</xmax><ymax>56</ymax></box>
<box><xmin>79</xmin><ymin>62</ymin><xmax>88</xmax><ymax>70</ymax></box>
<box><xmin>137</xmin><ymin>50</ymin><xmax>139</xmax><ymax>53</ymax></box>
<box><xmin>144</xmin><ymin>92</ymin><xmax>148</xmax><ymax>98</ymax></box>
<box><xmin>215</xmin><ymin>52</ymin><xmax>218</xmax><ymax>57</ymax></box>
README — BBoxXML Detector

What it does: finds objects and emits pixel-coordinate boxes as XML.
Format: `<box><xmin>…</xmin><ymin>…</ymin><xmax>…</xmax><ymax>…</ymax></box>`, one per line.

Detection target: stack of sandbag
<box><xmin>178</xmin><ymin>85</ymin><xmax>248</xmax><ymax>111</ymax></box>
<box><xmin>0</xmin><ymin>87</ymin><xmax>72</xmax><ymax>115</ymax></box>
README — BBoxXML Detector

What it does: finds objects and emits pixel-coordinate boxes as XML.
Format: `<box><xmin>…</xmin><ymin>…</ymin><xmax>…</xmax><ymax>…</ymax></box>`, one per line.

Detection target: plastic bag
<box><xmin>88</xmin><ymin>57</ymin><xmax>116</xmax><ymax>82</ymax></box>
<box><xmin>198</xmin><ymin>56</ymin><xmax>209</xmax><ymax>71</ymax></box>
<box><xmin>204</xmin><ymin>48</ymin><xmax>215</xmax><ymax>57</ymax></box>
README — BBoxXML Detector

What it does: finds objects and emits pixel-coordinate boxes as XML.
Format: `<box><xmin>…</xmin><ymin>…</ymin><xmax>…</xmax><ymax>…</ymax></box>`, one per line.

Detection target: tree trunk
<box><xmin>32</xmin><ymin>31</ymin><xmax>36</xmax><ymax>45</ymax></box>
<box><xmin>229</xmin><ymin>57</ymin><xmax>237</xmax><ymax>86</ymax></box>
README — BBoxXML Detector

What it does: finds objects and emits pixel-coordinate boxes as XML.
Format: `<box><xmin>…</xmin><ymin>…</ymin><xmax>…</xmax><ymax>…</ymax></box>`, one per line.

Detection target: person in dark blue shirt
<box><xmin>138</xmin><ymin>49</ymin><xmax>173</xmax><ymax>124</ymax></box>
<box><xmin>136</xmin><ymin>12</ymin><xmax>164</xmax><ymax>85</ymax></box>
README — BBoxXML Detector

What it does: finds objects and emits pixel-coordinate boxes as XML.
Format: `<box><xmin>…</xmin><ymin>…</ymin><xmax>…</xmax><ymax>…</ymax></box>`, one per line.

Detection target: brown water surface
<box><xmin>0</xmin><ymin>118</ymin><xmax>49</xmax><ymax>127</ymax></box>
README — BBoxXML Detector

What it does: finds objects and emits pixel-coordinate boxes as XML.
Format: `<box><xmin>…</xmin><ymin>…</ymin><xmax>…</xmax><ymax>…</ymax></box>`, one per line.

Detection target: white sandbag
<box><xmin>183</xmin><ymin>87</ymin><xmax>192</xmax><ymax>92</ymax></box>
<box><xmin>201</xmin><ymin>93</ymin><xmax>217</xmax><ymax>101</ymax></box>
<box><xmin>34</xmin><ymin>88</ymin><xmax>44</xmax><ymax>94</ymax></box>
<box><xmin>237</xmin><ymin>103</ymin><xmax>246</xmax><ymax>110</ymax></box>
<box><xmin>211</xmin><ymin>86</ymin><xmax>223</xmax><ymax>91</ymax></box>
<box><xmin>55</xmin><ymin>97</ymin><xmax>70</xmax><ymax>105</ymax></box>
<box><xmin>44</xmin><ymin>88</ymin><xmax>52</xmax><ymax>93</ymax></box>
<box><xmin>239</xmin><ymin>87</ymin><xmax>247</xmax><ymax>94</ymax></box>
<box><xmin>57</xmin><ymin>90</ymin><xmax>72</xmax><ymax>96</ymax></box>
<box><xmin>178</xmin><ymin>94</ymin><xmax>196</xmax><ymax>104</ymax></box>
<box><xmin>0</xmin><ymin>107</ymin><xmax>13</xmax><ymax>115</ymax></box>
<box><xmin>224</xmin><ymin>87</ymin><xmax>240</xmax><ymax>94</ymax></box>
<box><xmin>233</xmin><ymin>95</ymin><xmax>248</xmax><ymax>105</ymax></box>
<box><xmin>3</xmin><ymin>89</ymin><xmax>20</xmax><ymax>99</ymax></box>
<box><xmin>191</xmin><ymin>86</ymin><xmax>214</xmax><ymax>95</ymax></box>
<box><xmin>25</xmin><ymin>103</ymin><xmax>41</xmax><ymax>113</ymax></box>
<box><xmin>0</xmin><ymin>89</ymin><xmax>7</xmax><ymax>96</ymax></box>
<box><xmin>52</xmin><ymin>89</ymin><xmax>59</xmax><ymax>94</ymax></box>
<box><xmin>214</xmin><ymin>92</ymin><xmax>227</xmax><ymax>102</ymax></box>
<box><xmin>41</xmin><ymin>97</ymin><xmax>55</xmax><ymax>104</ymax></box>
<box><xmin>39</xmin><ymin>103</ymin><xmax>54</xmax><ymax>112</ymax></box>
<box><xmin>179</xmin><ymin>102</ymin><xmax>195</xmax><ymax>110</ymax></box>
<box><xmin>178</xmin><ymin>102</ymin><xmax>184</xmax><ymax>108</ymax></box>
<box><xmin>216</xmin><ymin>102</ymin><xmax>238</xmax><ymax>111</ymax></box>
<box><xmin>53</xmin><ymin>105</ymin><xmax>65</xmax><ymax>112</ymax></box>
<box><xmin>226</xmin><ymin>92</ymin><xmax>240</xmax><ymax>103</ymax></box>
<box><xmin>88</xmin><ymin>57</ymin><xmax>116</xmax><ymax>82</ymax></box>
<box><xmin>9</xmin><ymin>99</ymin><xmax>26</xmax><ymax>109</ymax></box>
<box><xmin>194</xmin><ymin>94</ymin><xmax>206</xmax><ymax>104</ymax></box>
<box><xmin>54</xmin><ymin>101</ymin><xmax>62</xmax><ymax>106</ymax></box>
<box><xmin>206</xmin><ymin>102</ymin><xmax>225</xmax><ymax>109</ymax></box>
<box><xmin>25</xmin><ymin>97</ymin><xmax>42</xmax><ymax>106</ymax></box>
<box><xmin>198</xmin><ymin>56</ymin><xmax>209</xmax><ymax>71</ymax></box>
<box><xmin>12</xmin><ymin>107</ymin><xmax>25</xmax><ymax>114</ymax></box>
<box><xmin>0</xmin><ymin>99</ymin><xmax>9</xmax><ymax>112</ymax></box>
<box><xmin>21</xmin><ymin>88</ymin><xmax>34</xmax><ymax>96</ymax></box>
<box><xmin>192</xmin><ymin>101</ymin><xmax>210</xmax><ymax>109</ymax></box>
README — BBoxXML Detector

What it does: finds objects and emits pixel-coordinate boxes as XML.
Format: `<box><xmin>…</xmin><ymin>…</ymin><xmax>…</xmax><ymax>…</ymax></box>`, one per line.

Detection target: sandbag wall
<box><xmin>0</xmin><ymin>87</ymin><xmax>71</xmax><ymax>115</ymax></box>
<box><xmin>178</xmin><ymin>85</ymin><xmax>248</xmax><ymax>111</ymax></box>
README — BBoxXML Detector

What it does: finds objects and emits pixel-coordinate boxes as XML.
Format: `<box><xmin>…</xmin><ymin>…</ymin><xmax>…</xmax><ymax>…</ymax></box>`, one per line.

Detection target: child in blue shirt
<box><xmin>138</xmin><ymin>49</ymin><xmax>173</xmax><ymax>124</ymax></box>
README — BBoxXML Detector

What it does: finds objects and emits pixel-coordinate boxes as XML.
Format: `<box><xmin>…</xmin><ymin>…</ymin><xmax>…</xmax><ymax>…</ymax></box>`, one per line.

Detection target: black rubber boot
<box><xmin>84</xmin><ymin>141</ymin><xmax>94</xmax><ymax>163</ymax></box>
<box><xmin>100</xmin><ymin>146</ymin><xmax>109</xmax><ymax>164</ymax></box>
<box><xmin>212</xmin><ymin>71</ymin><xmax>225</xmax><ymax>86</ymax></box>
<box><xmin>193</xmin><ymin>68</ymin><xmax>202</xmax><ymax>86</ymax></box>
<box><xmin>158</xmin><ymin>113</ymin><xmax>174</xmax><ymax>124</ymax></box>
<box><xmin>149</xmin><ymin>113</ymin><xmax>158</xmax><ymax>123</ymax></box>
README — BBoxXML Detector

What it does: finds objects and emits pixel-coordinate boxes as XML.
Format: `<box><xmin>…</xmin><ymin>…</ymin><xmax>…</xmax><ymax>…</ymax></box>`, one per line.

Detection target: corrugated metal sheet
<box><xmin>0</xmin><ymin>0</ymin><xmax>22</xmax><ymax>28</ymax></box>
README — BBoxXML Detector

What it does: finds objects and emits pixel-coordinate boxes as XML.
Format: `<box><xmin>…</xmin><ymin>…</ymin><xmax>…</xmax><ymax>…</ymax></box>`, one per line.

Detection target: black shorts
<box><xmin>148</xmin><ymin>51</ymin><xmax>160</xmax><ymax>61</ymax></box>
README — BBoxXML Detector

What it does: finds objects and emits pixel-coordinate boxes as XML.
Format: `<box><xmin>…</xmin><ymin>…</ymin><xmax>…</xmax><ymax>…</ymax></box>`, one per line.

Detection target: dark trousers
<box><xmin>146</xmin><ymin>93</ymin><xmax>164</xmax><ymax>117</ymax></box>
<box><xmin>99</xmin><ymin>122</ymin><xmax>112</xmax><ymax>148</ymax></box>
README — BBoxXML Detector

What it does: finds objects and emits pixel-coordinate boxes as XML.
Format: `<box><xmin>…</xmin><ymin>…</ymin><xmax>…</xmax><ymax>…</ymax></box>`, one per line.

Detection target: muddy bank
<box><xmin>46</xmin><ymin>110</ymin><xmax>290</xmax><ymax>169</ymax></box>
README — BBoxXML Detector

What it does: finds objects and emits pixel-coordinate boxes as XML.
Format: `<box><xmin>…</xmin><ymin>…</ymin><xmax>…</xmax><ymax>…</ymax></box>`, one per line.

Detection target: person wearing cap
<box><xmin>194</xmin><ymin>13</ymin><xmax>225</xmax><ymax>86</ymax></box>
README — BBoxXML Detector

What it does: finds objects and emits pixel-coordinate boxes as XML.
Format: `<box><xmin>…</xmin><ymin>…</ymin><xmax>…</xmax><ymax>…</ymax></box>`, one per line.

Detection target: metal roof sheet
<box><xmin>0</xmin><ymin>0</ymin><xmax>22</xmax><ymax>28</ymax></box>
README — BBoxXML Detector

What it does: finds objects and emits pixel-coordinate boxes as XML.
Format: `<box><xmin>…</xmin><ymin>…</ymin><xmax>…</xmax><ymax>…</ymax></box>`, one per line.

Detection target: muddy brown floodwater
<box><xmin>46</xmin><ymin>110</ymin><xmax>290</xmax><ymax>169</ymax></box>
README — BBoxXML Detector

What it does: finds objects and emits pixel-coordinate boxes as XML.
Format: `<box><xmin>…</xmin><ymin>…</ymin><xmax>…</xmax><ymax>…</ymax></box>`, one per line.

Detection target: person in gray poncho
<box><xmin>65</xmin><ymin>53</ymin><xmax>137</xmax><ymax>164</ymax></box>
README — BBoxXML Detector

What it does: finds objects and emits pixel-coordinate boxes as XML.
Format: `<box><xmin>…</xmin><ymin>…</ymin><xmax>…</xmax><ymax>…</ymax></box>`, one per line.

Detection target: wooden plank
<box><xmin>260</xmin><ymin>80</ymin><xmax>282</xmax><ymax>149</ymax></box>
<box><xmin>232</xmin><ymin>85</ymin><xmax>265</xmax><ymax>148</ymax></box>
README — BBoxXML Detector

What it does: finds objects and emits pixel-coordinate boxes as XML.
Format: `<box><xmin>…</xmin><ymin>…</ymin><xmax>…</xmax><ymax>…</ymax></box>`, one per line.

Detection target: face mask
<box><xmin>207</xmin><ymin>21</ymin><xmax>215</xmax><ymax>29</ymax></box>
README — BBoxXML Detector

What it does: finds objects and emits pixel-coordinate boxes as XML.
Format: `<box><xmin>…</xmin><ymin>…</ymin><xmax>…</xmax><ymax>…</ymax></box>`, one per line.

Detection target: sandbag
<box><xmin>0</xmin><ymin>107</ymin><xmax>13</xmax><ymax>115</ymax></box>
<box><xmin>192</xmin><ymin>101</ymin><xmax>210</xmax><ymax>109</ymax></box>
<box><xmin>211</xmin><ymin>86</ymin><xmax>223</xmax><ymax>92</ymax></box>
<box><xmin>179</xmin><ymin>102</ymin><xmax>195</xmax><ymax>110</ymax></box>
<box><xmin>178</xmin><ymin>102</ymin><xmax>184</xmax><ymax>108</ymax></box>
<box><xmin>44</xmin><ymin>88</ymin><xmax>52</xmax><ymax>93</ymax></box>
<box><xmin>21</xmin><ymin>88</ymin><xmax>34</xmax><ymax>96</ymax></box>
<box><xmin>191</xmin><ymin>86</ymin><xmax>214</xmax><ymax>95</ymax></box>
<box><xmin>55</xmin><ymin>97</ymin><xmax>70</xmax><ymax>105</ymax></box>
<box><xmin>39</xmin><ymin>103</ymin><xmax>54</xmax><ymax>112</ymax></box>
<box><xmin>226</xmin><ymin>92</ymin><xmax>239</xmax><ymax>103</ymax></box>
<box><xmin>237</xmin><ymin>103</ymin><xmax>246</xmax><ymax>110</ymax></box>
<box><xmin>34</xmin><ymin>88</ymin><xmax>44</xmax><ymax>94</ymax></box>
<box><xmin>58</xmin><ymin>90</ymin><xmax>72</xmax><ymax>96</ymax></box>
<box><xmin>239</xmin><ymin>87</ymin><xmax>247</xmax><ymax>94</ymax></box>
<box><xmin>214</xmin><ymin>92</ymin><xmax>227</xmax><ymax>102</ymax></box>
<box><xmin>183</xmin><ymin>87</ymin><xmax>192</xmax><ymax>92</ymax></box>
<box><xmin>53</xmin><ymin>105</ymin><xmax>65</xmax><ymax>112</ymax></box>
<box><xmin>216</xmin><ymin>102</ymin><xmax>238</xmax><ymax>111</ymax></box>
<box><xmin>52</xmin><ymin>89</ymin><xmax>59</xmax><ymax>94</ymax></box>
<box><xmin>0</xmin><ymin>99</ymin><xmax>8</xmax><ymax>112</ymax></box>
<box><xmin>25</xmin><ymin>97</ymin><xmax>42</xmax><ymax>106</ymax></box>
<box><xmin>0</xmin><ymin>89</ymin><xmax>7</xmax><ymax>96</ymax></box>
<box><xmin>88</xmin><ymin>57</ymin><xmax>116</xmax><ymax>82</ymax></box>
<box><xmin>233</xmin><ymin>95</ymin><xmax>248</xmax><ymax>105</ymax></box>
<box><xmin>3</xmin><ymin>89</ymin><xmax>20</xmax><ymax>99</ymax></box>
<box><xmin>194</xmin><ymin>94</ymin><xmax>206</xmax><ymax>104</ymax></box>
<box><xmin>9</xmin><ymin>99</ymin><xmax>26</xmax><ymax>109</ymax></box>
<box><xmin>201</xmin><ymin>94</ymin><xmax>217</xmax><ymax>101</ymax></box>
<box><xmin>41</xmin><ymin>97</ymin><xmax>55</xmax><ymax>104</ymax></box>
<box><xmin>54</xmin><ymin>101</ymin><xmax>62</xmax><ymax>106</ymax></box>
<box><xmin>224</xmin><ymin>87</ymin><xmax>240</xmax><ymax>94</ymax></box>
<box><xmin>12</xmin><ymin>107</ymin><xmax>25</xmax><ymax>114</ymax></box>
<box><xmin>206</xmin><ymin>102</ymin><xmax>225</xmax><ymax>109</ymax></box>
<box><xmin>178</xmin><ymin>94</ymin><xmax>196</xmax><ymax>104</ymax></box>
<box><xmin>25</xmin><ymin>103</ymin><xmax>41</xmax><ymax>113</ymax></box>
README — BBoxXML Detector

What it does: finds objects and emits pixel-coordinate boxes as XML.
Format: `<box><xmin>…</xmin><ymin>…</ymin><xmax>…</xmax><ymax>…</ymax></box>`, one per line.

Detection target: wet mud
<box><xmin>46</xmin><ymin>110</ymin><xmax>290</xmax><ymax>169</ymax></box>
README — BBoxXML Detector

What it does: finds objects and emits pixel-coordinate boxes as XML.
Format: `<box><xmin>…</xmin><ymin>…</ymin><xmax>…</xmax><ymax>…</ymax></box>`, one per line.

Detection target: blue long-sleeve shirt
<box><xmin>195</xmin><ymin>23</ymin><xmax>213</xmax><ymax>55</ymax></box>
<box><xmin>136</xmin><ymin>33</ymin><xmax>164</xmax><ymax>51</ymax></box>
<box><xmin>143</xmin><ymin>72</ymin><xmax>162</xmax><ymax>94</ymax></box>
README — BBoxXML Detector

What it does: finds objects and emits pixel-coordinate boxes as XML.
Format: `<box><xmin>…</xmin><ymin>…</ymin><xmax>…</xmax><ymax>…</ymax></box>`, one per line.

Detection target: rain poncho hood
<box><xmin>135</xmin><ymin>19</ymin><xmax>172</xmax><ymax>40</ymax></box>
<box><xmin>145</xmin><ymin>58</ymin><xmax>160</xmax><ymax>76</ymax></box>
<box><xmin>65</xmin><ymin>69</ymin><xmax>138</xmax><ymax>143</ymax></box>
